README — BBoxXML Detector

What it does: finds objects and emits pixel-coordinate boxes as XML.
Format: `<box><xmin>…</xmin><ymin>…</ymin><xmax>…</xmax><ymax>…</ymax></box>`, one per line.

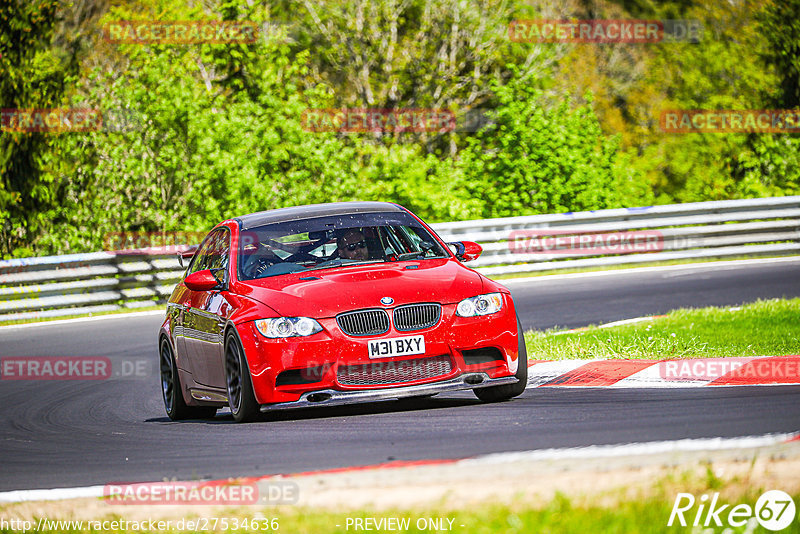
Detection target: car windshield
<box><xmin>238</xmin><ymin>211</ymin><xmax>448</xmax><ymax>280</ymax></box>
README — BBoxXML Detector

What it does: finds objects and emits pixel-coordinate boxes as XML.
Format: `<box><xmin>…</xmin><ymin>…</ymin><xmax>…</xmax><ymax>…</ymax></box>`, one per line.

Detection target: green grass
<box><xmin>524</xmin><ymin>298</ymin><xmax>800</xmax><ymax>360</ymax></box>
<box><xmin>212</xmin><ymin>495</ymin><xmax>798</xmax><ymax>534</ymax></box>
<box><xmin>2</xmin><ymin>489</ymin><xmax>798</xmax><ymax>533</ymax></box>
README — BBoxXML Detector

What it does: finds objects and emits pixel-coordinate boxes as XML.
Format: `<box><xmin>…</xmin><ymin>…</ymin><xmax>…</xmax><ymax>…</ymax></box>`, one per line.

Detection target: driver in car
<box><xmin>337</xmin><ymin>229</ymin><xmax>369</xmax><ymax>261</ymax></box>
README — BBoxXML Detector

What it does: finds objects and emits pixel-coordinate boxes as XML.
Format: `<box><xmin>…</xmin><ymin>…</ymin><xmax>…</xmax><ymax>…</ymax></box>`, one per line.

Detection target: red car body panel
<box><xmin>159</xmin><ymin>202</ymin><xmax>522</xmax><ymax>412</ymax></box>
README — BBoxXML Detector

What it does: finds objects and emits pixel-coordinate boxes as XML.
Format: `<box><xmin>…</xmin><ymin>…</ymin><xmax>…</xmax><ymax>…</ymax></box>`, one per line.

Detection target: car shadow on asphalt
<box><xmin>146</xmin><ymin>394</ymin><xmax>483</xmax><ymax>424</ymax></box>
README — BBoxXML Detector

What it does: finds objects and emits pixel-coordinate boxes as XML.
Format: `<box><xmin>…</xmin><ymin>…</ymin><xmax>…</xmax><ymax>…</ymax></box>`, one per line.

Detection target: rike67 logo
<box><xmin>669</xmin><ymin>490</ymin><xmax>796</xmax><ymax>532</ymax></box>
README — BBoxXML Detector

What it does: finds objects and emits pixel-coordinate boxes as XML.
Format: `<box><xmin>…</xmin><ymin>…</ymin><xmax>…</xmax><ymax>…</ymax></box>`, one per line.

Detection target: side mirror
<box><xmin>184</xmin><ymin>269</ymin><xmax>221</xmax><ymax>291</ymax></box>
<box><xmin>177</xmin><ymin>247</ymin><xmax>198</xmax><ymax>268</ymax></box>
<box><xmin>448</xmin><ymin>241</ymin><xmax>482</xmax><ymax>262</ymax></box>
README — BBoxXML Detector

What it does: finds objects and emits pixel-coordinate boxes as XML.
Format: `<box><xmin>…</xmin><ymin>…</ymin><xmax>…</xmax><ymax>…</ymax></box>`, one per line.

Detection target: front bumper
<box><xmin>238</xmin><ymin>295</ymin><xmax>520</xmax><ymax>405</ymax></box>
<box><xmin>260</xmin><ymin>372</ymin><xmax>518</xmax><ymax>412</ymax></box>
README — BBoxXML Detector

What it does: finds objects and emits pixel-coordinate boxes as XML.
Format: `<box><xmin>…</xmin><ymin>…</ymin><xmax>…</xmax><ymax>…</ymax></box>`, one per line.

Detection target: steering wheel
<box><xmin>242</xmin><ymin>256</ymin><xmax>274</xmax><ymax>278</ymax></box>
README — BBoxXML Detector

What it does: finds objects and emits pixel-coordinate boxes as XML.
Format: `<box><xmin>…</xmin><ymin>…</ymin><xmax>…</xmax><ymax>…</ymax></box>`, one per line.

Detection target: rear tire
<box><xmin>225</xmin><ymin>330</ymin><xmax>260</xmax><ymax>423</ymax></box>
<box><xmin>160</xmin><ymin>338</ymin><xmax>217</xmax><ymax>420</ymax></box>
<box><xmin>473</xmin><ymin>317</ymin><xmax>528</xmax><ymax>402</ymax></box>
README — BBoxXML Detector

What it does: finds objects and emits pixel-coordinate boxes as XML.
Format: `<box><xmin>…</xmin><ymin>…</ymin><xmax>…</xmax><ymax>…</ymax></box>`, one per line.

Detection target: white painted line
<box><xmin>526</xmin><ymin>360</ymin><xmax>595</xmax><ymax>386</ymax></box>
<box><xmin>0</xmin><ymin>310</ymin><xmax>165</xmax><ymax>331</ymax></box>
<box><xmin>0</xmin><ymin>484</ymin><xmax>106</xmax><ymax>503</ymax></box>
<box><xmin>500</xmin><ymin>256</ymin><xmax>800</xmax><ymax>285</ymax></box>
<box><xmin>460</xmin><ymin>432</ymin><xmax>800</xmax><ymax>465</ymax></box>
<box><xmin>539</xmin><ymin>316</ymin><xmax>657</xmax><ymax>336</ymax></box>
<box><xmin>597</xmin><ymin>316</ymin><xmax>656</xmax><ymax>329</ymax></box>
<box><xmin>611</xmin><ymin>362</ymin><xmax>710</xmax><ymax>388</ymax></box>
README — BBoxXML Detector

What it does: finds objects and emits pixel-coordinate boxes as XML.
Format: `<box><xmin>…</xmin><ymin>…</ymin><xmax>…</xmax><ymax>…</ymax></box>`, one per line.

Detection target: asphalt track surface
<box><xmin>1</xmin><ymin>259</ymin><xmax>799</xmax><ymax>492</ymax></box>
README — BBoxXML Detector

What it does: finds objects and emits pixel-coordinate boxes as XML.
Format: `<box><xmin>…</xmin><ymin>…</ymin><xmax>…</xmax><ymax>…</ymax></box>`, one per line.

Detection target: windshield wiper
<box><xmin>393</xmin><ymin>252</ymin><xmax>427</xmax><ymax>261</ymax></box>
<box><xmin>304</xmin><ymin>259</ymin><xmax>384</xmax><ymax>272</ymax></box>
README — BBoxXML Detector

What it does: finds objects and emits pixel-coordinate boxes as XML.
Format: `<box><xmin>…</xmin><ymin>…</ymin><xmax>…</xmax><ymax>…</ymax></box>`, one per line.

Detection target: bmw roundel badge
<box><xmin>380</xmin><ymin>297</ymin><xmax>394</xmax><ymax>305</ymax></box>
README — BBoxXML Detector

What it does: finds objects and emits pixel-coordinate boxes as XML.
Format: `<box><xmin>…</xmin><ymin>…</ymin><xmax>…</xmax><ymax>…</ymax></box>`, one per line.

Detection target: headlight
<box><xmin>254</xmin><ymin>317</ymin><xmax>323</xmax><ymax>338</ymax></box>
<box><xmin>456</xmin><ymin>293</ymin><xmax>503</xmax><ymax>317</ymax></box>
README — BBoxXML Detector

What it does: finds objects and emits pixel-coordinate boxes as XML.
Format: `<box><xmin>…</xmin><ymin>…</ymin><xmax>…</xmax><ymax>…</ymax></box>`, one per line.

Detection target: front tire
<box><xmin>474</xmin><ymin>317</ymin><xmax>528</xmax><ymax>402</ymax></box>
<box><xmin>160</xmin><ymin>338</ymin><xmax>217</xmax><ymax>420</ymax></box>
<box><xmin>225</xmin><ymin>330</ymin><xmax>260</xmax><ymax>423</ymax></box>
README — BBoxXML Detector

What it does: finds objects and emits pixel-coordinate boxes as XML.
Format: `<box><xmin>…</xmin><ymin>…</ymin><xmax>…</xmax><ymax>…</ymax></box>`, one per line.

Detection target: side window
<box><xmin>188</xmin><ymin>229</ymin><xmax>230</xmax><ymax>276</ymax></box>
<box><xmin>187</xmin><ymin>238</ymin><xmax>212</xmax><ymax>276</ymax></box>
<box><xmin>205</xmin><ymin>231</ymin><xmax>230</xmax><ymax>272</ymax></box>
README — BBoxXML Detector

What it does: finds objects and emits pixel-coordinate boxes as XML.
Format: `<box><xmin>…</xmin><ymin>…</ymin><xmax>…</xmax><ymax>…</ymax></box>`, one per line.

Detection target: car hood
<box><xmin>238</xmin><ymin>258</ymin><xmax>484</xmax><ymax>318</ymax></box>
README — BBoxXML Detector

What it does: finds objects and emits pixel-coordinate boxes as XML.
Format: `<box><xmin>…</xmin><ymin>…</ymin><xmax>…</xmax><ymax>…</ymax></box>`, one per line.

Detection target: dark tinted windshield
<box><xmin>238</xmin><ymin>211</ymin><xmax>447</xmax><ymax>280</ymax></box>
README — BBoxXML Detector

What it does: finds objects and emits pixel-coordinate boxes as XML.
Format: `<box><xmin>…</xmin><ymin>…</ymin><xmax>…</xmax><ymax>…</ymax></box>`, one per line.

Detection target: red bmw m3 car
<box><xmin>158</xmin><ymin>202</ymin><xmax>527</xmax><ymax>422</ymax></box>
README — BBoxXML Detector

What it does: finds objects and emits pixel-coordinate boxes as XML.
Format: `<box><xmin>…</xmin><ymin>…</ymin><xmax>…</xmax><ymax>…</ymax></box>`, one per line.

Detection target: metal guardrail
<box><xmin>1</xmin><ymin>196</ymin><xmax>798</xmax><ymax>322</ymax></box>
<box><xmin>0</xmin><ymin>251</ymin><xmax>187</xmax><ymax>321</ymax></box>
<box><xmin>432</xmin><ymin>196</ymin><xmax>800</xmax><ymax>275</ymax></box>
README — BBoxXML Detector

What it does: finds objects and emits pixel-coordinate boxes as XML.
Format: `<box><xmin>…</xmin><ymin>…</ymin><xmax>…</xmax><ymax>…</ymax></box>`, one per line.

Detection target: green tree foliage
<box><xmin>457</xmin><ymin>76</ymin><xmax>641</xmax><ymax>218</ymax></box>
<box><xmin>39</xmin><ymin>10</ymin><xmax>357</xmax><ymax>252</ymax></box>
<box><xmin>273</xmin><ymin>0</ymin><xmax>568</xmax><ymax>154</ymax></box>
<box><xmin>2</xmin><ymin>0</ymin><xmax>798</xmax><ymax>257</ymax></box>
<box><xmin>552</xmin><ymin>0</ymin><xmax>800</xmax><ymax>203</ymax></box>
<box><xmin>759</xmin><ymin>0</ymin><xmax>800</xmax><ymax>109</ymax></box>
<box><xmin>0</xmin><ymin>0</ymin><xmax>79</xmax><ymax>257</ymax></box>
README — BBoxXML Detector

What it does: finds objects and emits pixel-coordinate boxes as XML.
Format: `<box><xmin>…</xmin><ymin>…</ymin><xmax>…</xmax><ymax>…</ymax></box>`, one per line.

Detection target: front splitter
<box><xmin>260</xmin><ymin>373</ymin><xmax>517</xmax><ymax>412</ymax></box>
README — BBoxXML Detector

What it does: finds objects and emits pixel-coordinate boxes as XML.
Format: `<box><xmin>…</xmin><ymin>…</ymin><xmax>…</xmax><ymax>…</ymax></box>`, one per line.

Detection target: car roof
<box><xmin>234</xmin><ymin>201</ymin><xmax>406</xmax><ymax>230</ymax></box>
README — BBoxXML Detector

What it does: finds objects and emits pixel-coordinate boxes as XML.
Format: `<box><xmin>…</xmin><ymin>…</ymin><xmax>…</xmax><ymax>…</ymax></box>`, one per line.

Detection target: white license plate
<box><xmin>368</xmin><ymin>335</ymin><xmax>425</xmax><ymax>359</ymax></box>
